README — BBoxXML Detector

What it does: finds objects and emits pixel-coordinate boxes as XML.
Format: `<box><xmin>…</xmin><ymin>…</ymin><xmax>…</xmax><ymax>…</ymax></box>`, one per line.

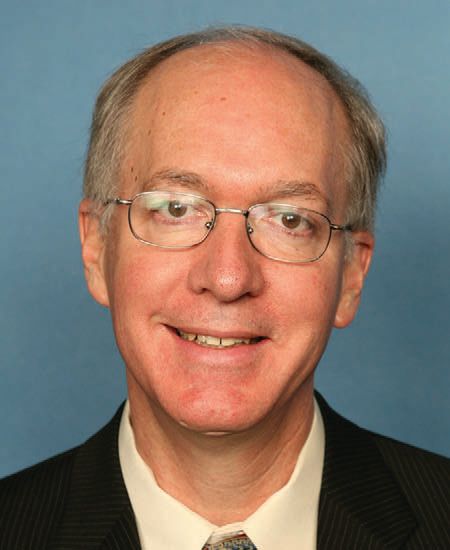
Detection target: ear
<box><xmin>79</xmin><ymin>199</ymin><xmax>110</xmax><ymax>307</ymax></box>
<box><xmin>334</xmin><ymin>231</ymin><xmax>374</xmax><ymax>328</ymax></box>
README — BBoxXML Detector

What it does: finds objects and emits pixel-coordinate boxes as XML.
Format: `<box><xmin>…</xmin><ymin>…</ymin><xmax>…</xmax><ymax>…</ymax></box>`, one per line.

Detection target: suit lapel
<box><xmin>316</xmin><ymin>393</ymin><xmax>417</xmax><ymax>549</ymax></box>
<box><xmin>100</xmin><ymin>506</ymin><xmax>141</xmax><ymax>550</ymax></box>
<box><xmin>49</xmin><ymin>405</ymin><xmax>141</xmax><ymax>550</ymax></box>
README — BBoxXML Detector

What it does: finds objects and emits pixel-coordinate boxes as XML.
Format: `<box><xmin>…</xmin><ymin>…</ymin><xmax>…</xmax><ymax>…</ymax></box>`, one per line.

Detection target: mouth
<box><xmin>175</xmin><ymin>329</ymin><xmax>264</xmax><ymax>349</ymax></box>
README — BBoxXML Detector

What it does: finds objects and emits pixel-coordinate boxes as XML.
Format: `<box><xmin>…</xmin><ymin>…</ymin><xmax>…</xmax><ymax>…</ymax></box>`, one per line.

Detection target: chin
<box><xmin>171</xmin><ymin>390</ymin><xmax>266</xmax><ymax>434</ymax></box>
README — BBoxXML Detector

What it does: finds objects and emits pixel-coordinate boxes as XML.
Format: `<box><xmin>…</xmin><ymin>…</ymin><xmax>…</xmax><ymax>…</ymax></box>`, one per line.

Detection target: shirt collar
<box><xmin>119</xmin><ymin>399</ymin><xmax>324</xmax><ymax>550</ymax></box>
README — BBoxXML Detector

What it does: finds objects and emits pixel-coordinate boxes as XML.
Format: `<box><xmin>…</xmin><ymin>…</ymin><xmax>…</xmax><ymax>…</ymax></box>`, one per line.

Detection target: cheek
<box><xmin>106</xmin><ymin>250</ymin><xmax>185</xmax><ymax>344</ymax></box>
<box><xmin>105</xmin><ymin>251</ymin><xmax>192</xmax><ymax>409</ymax></box>
<box><xmin>111</xmin><ymin>249</ymin><xmax>182</xmax><ymax>301</ymax></box>
<box><xmin>269</xmin><ymin>263</ymin><xmax>342</xmax><ymax>329</ymax></box>
<box><xmin>267</xmin><ymin>267</ymin><xmax>342</xmax><ymax>385</ymax></box>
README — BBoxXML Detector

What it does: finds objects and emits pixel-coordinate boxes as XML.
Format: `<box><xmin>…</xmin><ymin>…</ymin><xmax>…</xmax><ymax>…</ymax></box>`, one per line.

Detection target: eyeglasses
<box><xmin>106</xmin><ymin>190</ymin><xmax>352</xmax><ymax>263</ymax></box>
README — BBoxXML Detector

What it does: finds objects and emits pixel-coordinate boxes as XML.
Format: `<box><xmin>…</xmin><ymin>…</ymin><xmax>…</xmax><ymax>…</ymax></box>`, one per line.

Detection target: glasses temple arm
<box><xmin>104</xmin><ymin>198</ymin><xmax>133</xmax><ymax>206</ymax></box>
<box><xmin>330</xmin><ymin>223</ymin><xmax>353</xmax><ymax>232</ymax></box>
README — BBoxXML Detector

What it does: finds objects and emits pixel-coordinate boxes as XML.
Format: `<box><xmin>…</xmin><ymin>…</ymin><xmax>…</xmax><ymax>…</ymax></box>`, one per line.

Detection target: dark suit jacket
<box><xmin>1</xmin><ymin>394</ymin><xmax>449</xmax><ymax>549</ymax></box>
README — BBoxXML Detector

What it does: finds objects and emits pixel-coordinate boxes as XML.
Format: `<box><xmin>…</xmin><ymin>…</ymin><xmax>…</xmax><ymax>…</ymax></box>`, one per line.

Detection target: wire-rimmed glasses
<box><xmin>106</xmin><ymin>190</ymin><xmax>352</xmax><ymax>263</ymax></box>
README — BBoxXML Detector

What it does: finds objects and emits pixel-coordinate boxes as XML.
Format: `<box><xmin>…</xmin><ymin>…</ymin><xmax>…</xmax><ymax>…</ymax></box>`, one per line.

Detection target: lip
<box><xmin>171</xmin><ymin>325</ymin><xmax>267</xmax><ymax>341</ymax></box>
<box><xmin>165</xmin><ymin>324</ymin><xmax>268</xmax><ymax>363</ymax></box>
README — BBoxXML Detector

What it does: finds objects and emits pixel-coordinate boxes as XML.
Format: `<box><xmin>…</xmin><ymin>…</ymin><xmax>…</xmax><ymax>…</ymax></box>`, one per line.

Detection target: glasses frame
<box><xmin>105</xmin><ymin>191</ymin><xmax>352</xmax><ymax>264</ymax></box>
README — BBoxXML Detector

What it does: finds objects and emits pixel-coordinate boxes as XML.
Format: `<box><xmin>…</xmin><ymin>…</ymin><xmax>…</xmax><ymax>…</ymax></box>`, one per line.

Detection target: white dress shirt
<box><xmin>119</xmin><ymin>399</ymin><xmax>325</xmax><ymax>550</ymax></box>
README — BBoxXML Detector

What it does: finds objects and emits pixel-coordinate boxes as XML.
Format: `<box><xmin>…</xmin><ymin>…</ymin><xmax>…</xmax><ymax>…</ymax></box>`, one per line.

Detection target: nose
<box><xmin>187</xmin><ymin>212</ymin><xmax>265</xmax><ymax>302</ymax></box>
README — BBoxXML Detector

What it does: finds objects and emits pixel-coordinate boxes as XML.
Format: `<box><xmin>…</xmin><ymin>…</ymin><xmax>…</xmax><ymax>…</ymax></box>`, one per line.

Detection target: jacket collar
<box><xmin>316</xmin><ymin>392</ymin><xmax>417</xmax><ymax>549</ymax></box>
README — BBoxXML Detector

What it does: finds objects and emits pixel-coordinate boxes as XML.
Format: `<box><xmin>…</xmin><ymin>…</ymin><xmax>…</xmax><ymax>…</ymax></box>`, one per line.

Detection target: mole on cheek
<box><xmin>220</xmin><ymin>97</ymin><xmax>227</xmax><ymax>101</ymax></box>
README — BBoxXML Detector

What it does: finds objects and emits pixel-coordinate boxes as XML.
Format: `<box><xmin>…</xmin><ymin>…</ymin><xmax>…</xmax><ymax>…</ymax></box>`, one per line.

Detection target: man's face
<box><xmin>81</xmin><ymin>45</ymin><xmax>373</xmax><ymax>433</ymax></box>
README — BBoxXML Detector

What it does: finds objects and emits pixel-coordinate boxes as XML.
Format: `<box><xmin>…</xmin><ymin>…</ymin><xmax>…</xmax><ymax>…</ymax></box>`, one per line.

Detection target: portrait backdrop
<box><xmin>1</xmin><ymin>0</ymin><xmax>449</xmax><ymax>477</ymax></box>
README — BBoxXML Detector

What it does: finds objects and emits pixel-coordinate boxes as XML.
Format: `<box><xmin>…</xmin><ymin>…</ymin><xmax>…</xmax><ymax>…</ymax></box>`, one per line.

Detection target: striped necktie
<box><xmin>202</xmin><ymin>532</ymin><xmax>257</xmax><ymax>549</ymax></box>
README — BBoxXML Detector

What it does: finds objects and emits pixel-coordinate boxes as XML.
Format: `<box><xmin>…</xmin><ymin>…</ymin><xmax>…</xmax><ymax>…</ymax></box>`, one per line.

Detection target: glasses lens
<box><xmin>247</xmin><ymin>204</ymin><xmax>331</xmax><ymax>262</ymax></box>
<box><xmin>130</xmin><ymin>191</ymin><xmax>214</xmax><ymax>247</ymax></box>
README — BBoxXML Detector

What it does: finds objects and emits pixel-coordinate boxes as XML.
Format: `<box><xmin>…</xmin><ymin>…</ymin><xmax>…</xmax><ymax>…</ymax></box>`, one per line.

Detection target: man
<box><xmin>1</xmin><ymin>26</ymin><xmax>449</xmax><ymax>550</ymax></box>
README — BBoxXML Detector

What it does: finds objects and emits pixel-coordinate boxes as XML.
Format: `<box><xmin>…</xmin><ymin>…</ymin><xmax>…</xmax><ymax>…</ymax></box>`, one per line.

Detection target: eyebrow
<box><xmin>143</xmin><ymin>169</ymin><xmax>210</xmax><ymax>193</ymax></box>
<box><xmin>142</xmin><ymin>170</ymin><xmax>330</xmax><ymax>211</ymax></box>
<box><xmin>266</xmin><ymin>180</ymin><xmax>331</xmax><ymax>211</ymax></box>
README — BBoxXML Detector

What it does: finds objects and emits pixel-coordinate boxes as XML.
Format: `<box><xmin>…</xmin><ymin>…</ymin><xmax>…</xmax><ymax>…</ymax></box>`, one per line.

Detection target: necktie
<box><xmin>202</xmin><ymin>532</ymin><xmax>257</xmax><ymax>549</ymax></box>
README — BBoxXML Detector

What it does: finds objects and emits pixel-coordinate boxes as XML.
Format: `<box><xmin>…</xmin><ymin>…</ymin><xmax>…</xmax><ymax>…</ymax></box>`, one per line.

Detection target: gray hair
<box><xmin>83</xmin><ymin>26</ymin><xmax>386</xmax><ymax>232</ymax></box>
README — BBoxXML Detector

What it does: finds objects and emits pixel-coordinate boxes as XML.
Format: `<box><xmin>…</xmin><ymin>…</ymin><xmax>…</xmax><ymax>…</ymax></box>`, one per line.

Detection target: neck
<box><xmin>127</xmin><ymin>376</ymin><xmax>315</xmax><ymax>525</ymax></box>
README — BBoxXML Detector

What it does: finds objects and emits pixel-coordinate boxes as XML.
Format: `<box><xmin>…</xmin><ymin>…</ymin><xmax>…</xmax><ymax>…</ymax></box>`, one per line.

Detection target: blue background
<box><xmin>1</xmin><ymin>1</ymin><xmax>449</xmax><ymax>478</ymax></box>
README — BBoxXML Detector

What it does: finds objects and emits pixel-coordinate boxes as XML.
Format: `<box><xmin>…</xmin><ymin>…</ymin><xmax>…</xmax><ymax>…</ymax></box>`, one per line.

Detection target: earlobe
<box><xmin>79</xmin><ymin>199</ymin><xmax>110</xmax><ymax>307</ymax></box>
<box><xmin>334</xmin><ymin>231</ymin><xmax>374</xmax><ymax>328</ymax></box>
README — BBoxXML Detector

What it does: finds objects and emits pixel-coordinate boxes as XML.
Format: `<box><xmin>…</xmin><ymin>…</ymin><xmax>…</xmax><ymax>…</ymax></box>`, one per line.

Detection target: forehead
<box><xmin>121</xmin><ymin>43</ymin><xmax>350</xmax><ymax>210</ymax></box>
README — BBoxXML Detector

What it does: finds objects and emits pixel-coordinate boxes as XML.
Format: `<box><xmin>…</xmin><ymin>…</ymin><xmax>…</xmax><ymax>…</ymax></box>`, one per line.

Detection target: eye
<box><xmin>138</xmin><ymin>196</ymin><xmax>197</xmax><ymax>224</ymax></box>
<box><xmin>148</xmin><ymin>196</ymin><xmax>211</xmax><ymax>226</ymax></box>
<box><xmin>275</xmin><ymin>210</ymin><xmax>315</xmax><ymax>235</ymax></box>
<box><xmin>167</xmin><ymin>200</ymin><xmax>188</xmax><ymax>218</ymax></box>
<box><xmin>281</xmin><ymin>212</ymin><xmax>304</xmax><ymax>229</ymax></box>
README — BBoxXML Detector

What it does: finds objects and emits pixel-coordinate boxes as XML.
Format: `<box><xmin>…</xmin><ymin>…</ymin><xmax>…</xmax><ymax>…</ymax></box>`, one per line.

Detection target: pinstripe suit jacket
<box><xmin>1</xmin><ymin>394</ymin><xmax>449</xmax><ymax>549</ymax></box>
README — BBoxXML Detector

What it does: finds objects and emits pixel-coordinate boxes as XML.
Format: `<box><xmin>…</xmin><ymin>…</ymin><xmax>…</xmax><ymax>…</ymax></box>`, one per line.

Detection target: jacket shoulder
<box><xmin>0</xmin><ymin>447</ymin><xmax>77</xmax><ymax>549</ymax></box>
<box><xmin>372</xmin><ymin>431</ymin><xmax>450</xmax><ymax>546</ymax></box>
<box><xmin>316</xmin><ymin>392</ymin><xmax>450</xmax><ymax>548</ymax></box>
<box><xmin>374</xmin><ymin>430</ymin><xmax>449</xmax><ymax>471</ymax></box>
<box><xmin>373</xmin><ymin>431</ymin><xmax>450</xmax><ymax>504</ymax></box>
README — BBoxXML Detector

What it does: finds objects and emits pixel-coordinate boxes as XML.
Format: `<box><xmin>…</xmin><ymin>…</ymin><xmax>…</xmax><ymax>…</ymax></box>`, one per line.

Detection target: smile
<box><xmin>176</xmin><ymin>329</ymin><xmax>263</xmax><ymax>348</ymax></box>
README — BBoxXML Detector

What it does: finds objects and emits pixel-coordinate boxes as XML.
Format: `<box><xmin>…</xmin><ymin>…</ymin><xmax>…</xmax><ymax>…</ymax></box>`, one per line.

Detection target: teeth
<box><xmin>221</xmin><ymin>337</ymin><xmax>248</xmax><ymax>347</ymax></box>
<box><xmin>197</xmin><ymin>334</ymin><xmax>221</xmax><ymax>346</ymax></box>
<box><xmin>177</xmin><ymin>330</ymin><xmax>258</xmax><ymax>348</ymax></box>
